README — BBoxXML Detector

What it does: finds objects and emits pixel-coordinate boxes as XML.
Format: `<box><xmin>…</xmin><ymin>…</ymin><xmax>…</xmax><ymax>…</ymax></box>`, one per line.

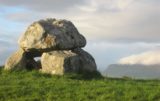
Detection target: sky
<box><xmin>0</xmin><ymin>0</ymin><xmax>160</xmax><ymax>71</ymax></box>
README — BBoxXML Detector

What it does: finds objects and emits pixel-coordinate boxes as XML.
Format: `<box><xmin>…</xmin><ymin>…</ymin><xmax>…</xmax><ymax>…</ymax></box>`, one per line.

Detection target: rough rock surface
<box><xmin>18</xmin><ymin>18</ymin><xmax>86</xmax><ymax>52</ymax></box>
<box><xmin>4</xmin><ymin>48</ymin><xmax>27</xmax><ymax>70</ymax></box>
<box><xmin>5</xmin><ymin>18</ymin><xmax>97</xmax><ymax>75</ymax></box>
<box><xmin>73</xmin><ymin>48</ymin><xmax>97</xmax><ymax>72</ymax></box>
<box><xmin>4</xmin><ymin>49</ymin><xmax>41</xmax><ymax>70</ymax></box>
<box><xmin>41</xmin><ymin>49</ymin><xmax>97</xmax><ymax>75</ymax></box>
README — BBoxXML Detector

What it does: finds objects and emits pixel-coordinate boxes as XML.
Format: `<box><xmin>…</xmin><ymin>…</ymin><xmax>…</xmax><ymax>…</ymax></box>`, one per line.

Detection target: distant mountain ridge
<box><xmin>104</xmin><ymin>64</ymin><xmax>160</xmax><ymax>79</ymax></box>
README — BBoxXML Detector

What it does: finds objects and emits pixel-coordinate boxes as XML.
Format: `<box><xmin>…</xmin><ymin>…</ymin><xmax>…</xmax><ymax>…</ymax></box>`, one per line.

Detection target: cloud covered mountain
<box><xmin>104</xmin><ymin>64</ymin><xmax>160</xmax><ymax>79</ymax></box>
<box><xmin>104</xmin><ymin>50</ymin><xmax>160</xmax><ymax>79</ymax></box>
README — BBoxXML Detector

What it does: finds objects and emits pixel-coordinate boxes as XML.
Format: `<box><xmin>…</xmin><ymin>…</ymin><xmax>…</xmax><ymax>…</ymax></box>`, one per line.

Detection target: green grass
<box><xmin>0</xmin><ymin>67</ymin><xmax>160</xmax><ymax>101</ymax></box>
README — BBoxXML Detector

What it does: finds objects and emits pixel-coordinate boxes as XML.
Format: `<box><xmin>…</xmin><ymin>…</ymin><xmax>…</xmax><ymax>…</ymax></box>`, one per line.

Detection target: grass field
<box><xmin>0</xmin><ymin>67</ymin><xmax>160</xmax><ymax>101</ymax></box>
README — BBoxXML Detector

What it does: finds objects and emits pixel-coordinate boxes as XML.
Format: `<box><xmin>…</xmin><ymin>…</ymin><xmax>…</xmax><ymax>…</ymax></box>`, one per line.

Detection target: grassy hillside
<box><xmin>0</xmin><ymin>67</ymin><xmax>160</xmax><ymax>101</ymax></box>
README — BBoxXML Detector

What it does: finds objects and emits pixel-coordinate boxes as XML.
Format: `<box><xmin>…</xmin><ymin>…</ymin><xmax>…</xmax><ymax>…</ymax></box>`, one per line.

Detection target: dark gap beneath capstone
<box><xmin>25</xmin><ymin>52</ymin><xmax>42</xmax><ymax>70</ymax></box>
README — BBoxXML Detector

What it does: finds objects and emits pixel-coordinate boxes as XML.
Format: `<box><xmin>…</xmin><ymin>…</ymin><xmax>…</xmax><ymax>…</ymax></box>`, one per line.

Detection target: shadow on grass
<box><xmin>1</xmin><ymin>66</ymin><xmax>160</xmax><ymax>82</ymax></box>
<box><xmin>105</xmin><ymin>76</ymin><xmax>160</xmax><ymax>83</ymax></box>
<box><xmin>27</xmin><ymin>69</ymin><xmax>104</xmax><ymax>80</ymax></box>
<box><xmin>0</xmin><ymin>65</ymin><xmax>104</xmax><ymax>80</ymax></box>
<box><xmin>0</xmin><ymin>66</ymin><xmax>4</xmax><ymax>73</ymax></box>
<box><xmin>65</xmin><ymin>71</ymin><xmax>104</xmax><ymax>80</ymax></box>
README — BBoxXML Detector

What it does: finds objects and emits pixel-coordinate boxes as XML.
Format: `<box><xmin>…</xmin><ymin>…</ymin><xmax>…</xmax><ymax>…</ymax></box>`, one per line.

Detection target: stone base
<box><xmin>41</xmin><ymin>49</ymin><xmax>97</xmax><ymax>75</ymax></box>
<box><xmin>5</xmin><ymin>48</ymin><xmax>41</xmax><ymax>71</ymax></box>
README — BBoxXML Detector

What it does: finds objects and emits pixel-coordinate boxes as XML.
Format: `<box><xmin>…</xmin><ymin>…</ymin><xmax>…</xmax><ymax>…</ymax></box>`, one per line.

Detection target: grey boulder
<box><xmin>4</xmin><ymin>48</ymin><xmax>27</xmax><ymax>70</ymax></box>
<box><xmin>18</xmin><ymin>18</ymin><xmax>86</xmax><ymax>52</ymax></box>
<box><xmin>4</xmin><ymin>48</ymin><xmax>41</xmax><ymax>70</ymax></box>
<box><xmin>41</xmin><ymin>49</ymin><xmax>97</xmax><ymax>75</ymax></box>
<box><xmin>73</xmin><ymin>48</ymin><xmax>97</xmax><ymax>72</ymax></box>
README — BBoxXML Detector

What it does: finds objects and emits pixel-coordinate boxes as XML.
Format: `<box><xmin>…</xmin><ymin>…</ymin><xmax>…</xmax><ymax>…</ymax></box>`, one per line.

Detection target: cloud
<box><xmin>77</xmin><ymin>0</ymin><xmax>133</xmax><ymax>13</ymax></box>
<box><xmin>0</xmin><ymin>39</ymin><xmax>17</xmax><ymax>65</ymax></box>
<box><xmin>118</xmin><ymin>49</ymin><xmax>160</xmax><ymax>65</ymax></box>
<box><xmin>84</xmin><ymin>41</ymin><xmax>160</xmax><ymax>70</ymax></box>
<box><xmin>0</xmin><ymin>0</ymin><xmax>86</xmax><ymax>12</ymax></box>
<box><xmin>0</xmin><ymin>0</ymin><xmax>160</xmax><ymax>42</ymax></box>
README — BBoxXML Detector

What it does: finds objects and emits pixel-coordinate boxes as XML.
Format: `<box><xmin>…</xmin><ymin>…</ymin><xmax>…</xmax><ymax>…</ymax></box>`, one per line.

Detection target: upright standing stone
<box><xmin>73</xmin><ymin>48</ymin><xmax>97</xmax><ymax>72</ymax></box>
<box><xmin>41</xmin><ymin>49</ymin><xmax>97</xmax><ymax>75</ymax></box>
<box><xmin>4</xmin><ymin>49</ymin><xmax>41</xmax><ymax>70</ymax></box>
<box><xmin>4</xmin><ymin>48</ymin><xmax>27</xmax><ymax>70</ymax></box>
<box><xmin>41</xmin><ymin>50</ymin><xmax>80</xmax><ymax>75</ymax></box>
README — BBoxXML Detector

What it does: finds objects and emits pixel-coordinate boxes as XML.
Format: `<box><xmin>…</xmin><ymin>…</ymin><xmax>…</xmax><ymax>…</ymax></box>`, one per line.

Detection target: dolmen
<box><xmin>5</xmin><ymin>18</ymin><xmax>97</xmax><ymax>75</ymax></box>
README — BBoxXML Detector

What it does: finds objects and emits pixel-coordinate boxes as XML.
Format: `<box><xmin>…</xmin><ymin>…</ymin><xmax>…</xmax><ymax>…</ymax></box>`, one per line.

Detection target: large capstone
<box><xmin>18</xmin><ymin>18</ymin><xmax>86</xmax><ymax>52</ymax></box>
<box><xmin>41</xmin><ymin>49</ymin><xmax>97</xmax><ymax>75</ymax></box>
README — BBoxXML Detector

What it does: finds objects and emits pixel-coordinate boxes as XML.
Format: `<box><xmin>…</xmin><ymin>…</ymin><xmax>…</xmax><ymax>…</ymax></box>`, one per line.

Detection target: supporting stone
<box><xmin>41</xmin><ymin>49</ymin><xmax>97</xmax><ymax>75</ymax></box>
<box><xmin>4</xmin><ymin>48</ymin><xmax>27</xmax><ymax>70</ymax></box>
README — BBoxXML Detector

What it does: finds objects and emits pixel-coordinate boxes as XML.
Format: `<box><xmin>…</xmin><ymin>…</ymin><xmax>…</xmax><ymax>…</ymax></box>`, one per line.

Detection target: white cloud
<box><xmin>118</xmin><ymin>49</ymin><xmax>160</xmax><ymax>65</ymax></box>
<box><xmin>0</xmin><ymin>39</ymin><xmax>17</xmax><ymax>65</ymax></box>
<box><xmin>1</xmin><ymin>0</ymin><xmax>160</xmax><ymax>42</ymax></box>
<box><xmin>0</xmin><ymin>0</ymin><xmax>86</xmax><ymax>12</ymax></box>
<box><xmin>116</xmin><ymin>0</ymin><xmax>133</xmax><ymax>10</ymax></box>
<box><xmin>84</xmin><ymin>41</ymin><xmax>160</xmax><ymax>71</ymax></box>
